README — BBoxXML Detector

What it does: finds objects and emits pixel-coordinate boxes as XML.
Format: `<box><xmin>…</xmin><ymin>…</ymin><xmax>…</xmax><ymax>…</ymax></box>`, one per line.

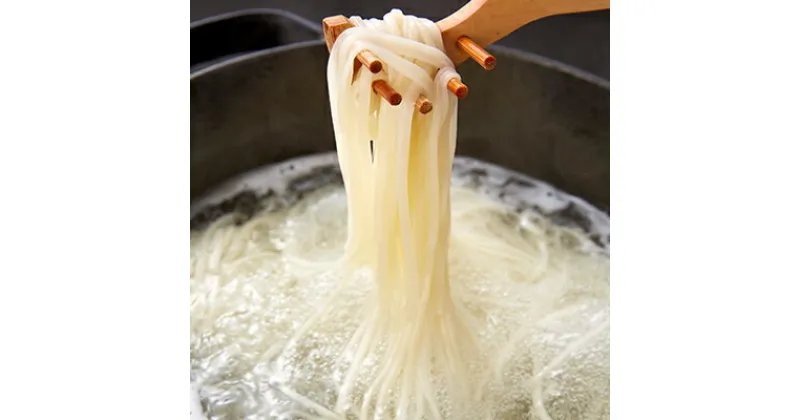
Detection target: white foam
<box><xmin>190</xmin><ymin>163</ymin><xmax>610</xmax><ymax>420</ymax></box>
<box><xmin>191</xmin><ymin>153</ymin><xmax>609</xmax><ymax>250</ymax></box>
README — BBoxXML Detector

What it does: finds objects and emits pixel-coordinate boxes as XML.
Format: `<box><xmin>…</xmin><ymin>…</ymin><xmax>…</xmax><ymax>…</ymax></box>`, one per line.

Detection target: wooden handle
<box><xmin>437</xmin><ymin>0</ymin><xmax>609</xmax><ymax>65</ymax></box>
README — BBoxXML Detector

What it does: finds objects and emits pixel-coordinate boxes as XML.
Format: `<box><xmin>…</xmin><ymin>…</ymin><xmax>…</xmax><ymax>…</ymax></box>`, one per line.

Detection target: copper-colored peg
<box><xmin>352</xmin><ymin>51</ymin><xmax>383</xmax><ymax>80</ymax></box>
<box><xmin>324</xmin><ymin>14</ymin><xmax>459</xmax><ymax>106</ymax></box>
<box><xmin>323</xmin><ymin>15</ymin><xmax>382</xmax><ymax>78</ymax></box>
<box><xmin>372</xmin><ymin>80</ymin><xmax>402</xmax><ymax>106</ymax></box>
<box><xmin>456</xmin><ymin>36</ymin><xmax>496</xmax><ymax>71</ymax></box>
<box><xmin>358</xmin><ymin>51</ymin><xmax>383</xmax><ymax>73</ymax></box>
<box><xmin>447</xmin><ymin>78</ymin><xmax>469</xmax><ymax>99</ymax></box>
<box><xmin>415</xmin><ymin>95</ymin><xmax>433</xmax><ymax>114</ymax></box>
<box><xmin>322</xmin><ymin>16</ymin><xmax>353</xmax><ymax>51</ymax></box>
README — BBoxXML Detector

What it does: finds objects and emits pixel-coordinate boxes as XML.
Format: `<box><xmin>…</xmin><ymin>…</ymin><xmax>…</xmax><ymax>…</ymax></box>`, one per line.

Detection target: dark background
<box><xmin>190</xmin><ymin>0</ymin><xmax>609</xmax><ymax>80</ymax></box>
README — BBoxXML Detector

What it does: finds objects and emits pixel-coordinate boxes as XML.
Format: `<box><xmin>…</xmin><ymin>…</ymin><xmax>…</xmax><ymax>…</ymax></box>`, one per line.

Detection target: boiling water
<box><xmin>190</xmin><ymin>154</ymin><xmax>610</xmax><ymax>420</ymax></box>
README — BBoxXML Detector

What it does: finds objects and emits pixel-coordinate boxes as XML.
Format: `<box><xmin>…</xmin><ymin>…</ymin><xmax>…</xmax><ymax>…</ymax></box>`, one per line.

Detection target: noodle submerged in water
<box><xmin>190</xmin><ymin>9</ymin><xmax>609</xmax><ymax>420</ymax></box>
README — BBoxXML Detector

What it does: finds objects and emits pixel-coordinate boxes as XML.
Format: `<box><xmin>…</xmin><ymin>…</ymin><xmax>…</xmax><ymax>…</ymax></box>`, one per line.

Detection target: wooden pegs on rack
<box><xmin>325</xmin><ymin>15</ymin><xmax>402</xmax><ymax>106</ymax></box>
<box><xmin>415</xmin><ymin>95</ymin><xmax>433</xmax><ymax>114</ymax></box>
<box><xmin>323</xmin><ymin>14</ymin><xmax>470</xmax><ymax>107</ymax></box>
<box><xmin>324</xmin><ymin>15</ymin><xmax>383</xmax><ymax>76</ymax></box>
<box><xmin>322</xmin><ymin>15</ymin><xmax>355</xmax><ymax>51</ymax></box>
<box><xmin>447</xmin><ymin>78</ymin><xmax>469</xmax><ymax>98</ymax></box>
<box><xmin>456</xmin><ymin>36</ymin><xmax>496</xmax><ymax>70</ymax></box>
<box><xmin>372</xmin><ymin>80</ymin><xmax>403</xmax><ymax>106</ymax></box>
<box><xmin>322</xmin><ymin>15</ymin><xmax>353</xmax><ymax>50</ymax></box>
<box><xmin>358</xmin><ymin>50</ymin><xmax>383</xmax><ymax>73</ymax></box>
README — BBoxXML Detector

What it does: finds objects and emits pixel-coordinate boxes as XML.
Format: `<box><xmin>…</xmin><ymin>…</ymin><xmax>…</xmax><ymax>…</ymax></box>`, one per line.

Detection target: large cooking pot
<box><xmin>190</xmin><ymin>9</ymin><xmax>609</xmax><ymax>214</ymax></box>
<box><xmin>190</xmin><ymin>9</ymin><xmax>609</xmax><ymax>418</ymax></box>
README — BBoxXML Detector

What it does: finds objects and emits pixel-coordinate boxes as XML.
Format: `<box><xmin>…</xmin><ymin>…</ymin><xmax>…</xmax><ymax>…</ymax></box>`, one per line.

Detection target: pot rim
<box><xmin>190</xmin><ymin>39</ymin><xmax>609</xmax><ymax>89</ymax></box>
<box><xmin>190</xmin><ymin>8</ymin><xmax>322</xmax><ymax>34</ymax></box>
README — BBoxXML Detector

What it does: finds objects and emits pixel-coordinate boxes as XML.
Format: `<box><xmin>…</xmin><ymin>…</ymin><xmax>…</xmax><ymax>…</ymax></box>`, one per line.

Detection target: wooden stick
<box><xmin>372</xmin><ymin>80</ymin><xmax>403</xmax><ymax>106</ymax></box>
<box><xmin>415</xmin><ymin>95</ymin><xmax>433</xmax><ymax>114</ymax></box>
<box><xmin>324</xmin><ymin>14</ymin><xmax>469</xmax><ymax>106</ymax></box>
<box><xmin>456</xmin><ymin>37</ymin><xmax>496</xmax><ymax>70</ymax></box>
<box><xmin>358</xmin><ymin>51</ymin><xmax>383</xmax><ymax>73</ymax></box>
<box><xmin>322</xmin><ymin>16</ymin><xmax>352</xmax><ymax>50</ymax></box>
<box><xmin>447</xmin><ymin>78</ymin><xmax>469</xmax><ymax>99</ymax></box>
<box><xmin>324</xmin><ymin>16</ymin><xmax>383</xmax><ymax>77</ymax></box>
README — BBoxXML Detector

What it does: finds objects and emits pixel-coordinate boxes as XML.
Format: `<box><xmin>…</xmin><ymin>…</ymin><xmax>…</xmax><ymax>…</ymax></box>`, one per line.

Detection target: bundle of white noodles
<box><xmin>321</xmin><ymin>9</ymin><xmax>479</xmax><ymax>419</ymax></box>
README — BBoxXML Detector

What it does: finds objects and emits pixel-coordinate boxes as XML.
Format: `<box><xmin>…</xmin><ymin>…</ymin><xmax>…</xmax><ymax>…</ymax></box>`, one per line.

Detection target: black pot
<box><xmin>190</xmin><ymin>9</ymin><xmax>609</xmax><ymax>212</ymax></box>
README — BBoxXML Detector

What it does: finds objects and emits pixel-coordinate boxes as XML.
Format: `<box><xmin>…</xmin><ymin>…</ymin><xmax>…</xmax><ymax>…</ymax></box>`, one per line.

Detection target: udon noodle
<box><xmin>190</xmin><ymin>9</ymin><xmax>610</xmax><ymax>420</ymax></box>
<box><xmin>325</xmin><ymin>10</ymin><xmax>477</xmax><ymax>419</ymax></box>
